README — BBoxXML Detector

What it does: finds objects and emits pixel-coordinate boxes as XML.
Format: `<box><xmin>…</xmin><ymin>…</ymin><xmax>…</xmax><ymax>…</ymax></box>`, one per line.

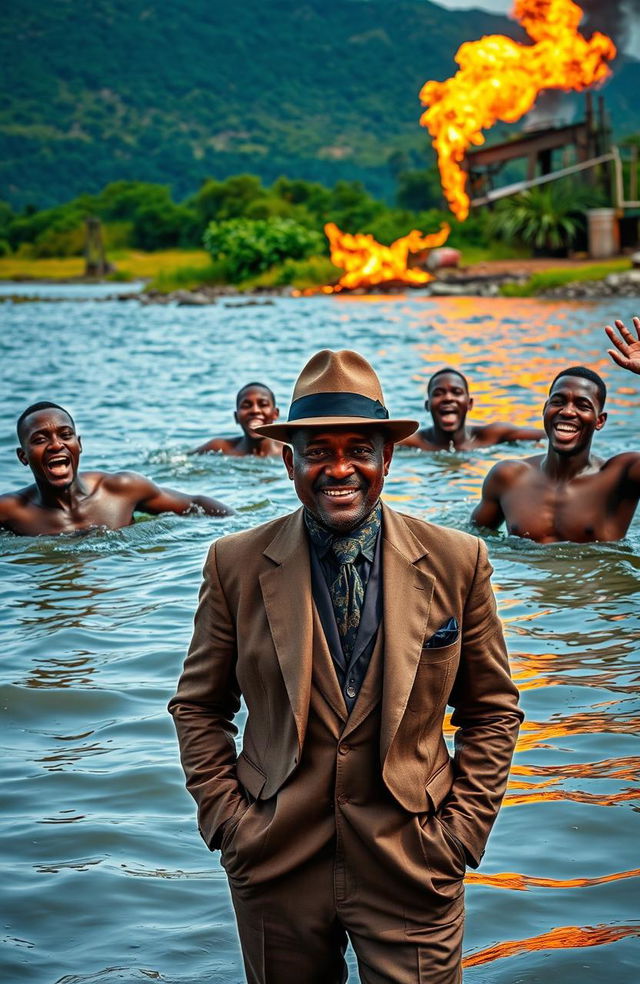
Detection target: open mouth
<box><xmin>553</xmin><ymin>421</ymin><xmax>580</xmax><ymax>438</ymax></box>
<box><xmin>45</xmin><ymin>455</ymin><xmax>72</xmax><ymax>477</ymax></box>
<box><xmin>247</xmin><ymin>418</ymin><xmax>265</xmax><ymax>429</ymax></box>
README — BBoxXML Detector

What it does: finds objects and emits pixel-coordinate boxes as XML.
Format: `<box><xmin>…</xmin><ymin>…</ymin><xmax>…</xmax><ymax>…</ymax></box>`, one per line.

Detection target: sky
<box><xmin>436</xmin><ymin>0</ymin><xmax>511</xmax><ymax>11</ymax></box>
<box><xmin>433</xmin><ymin>0</ymin><xmax>638</xmax><ymax>52</ymax></box>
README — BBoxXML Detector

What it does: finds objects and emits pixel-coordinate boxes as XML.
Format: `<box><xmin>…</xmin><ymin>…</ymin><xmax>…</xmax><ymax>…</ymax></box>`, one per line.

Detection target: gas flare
<box><xmin>304</xmin><ymin>221</ymin><xmax>450</xmax><ymax>294</ymax></box>
<box><xmin>419</xmin><ymin>0</ymin><xmax>616</xmax><ymax>220</ymax></box>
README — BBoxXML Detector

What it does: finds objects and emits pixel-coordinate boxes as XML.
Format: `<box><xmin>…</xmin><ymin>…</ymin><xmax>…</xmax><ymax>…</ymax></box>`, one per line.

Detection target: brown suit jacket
<box><xmin>169</xmin><ymin>503</ymin><xmax>523</xmax><ymax>868</ymax></box>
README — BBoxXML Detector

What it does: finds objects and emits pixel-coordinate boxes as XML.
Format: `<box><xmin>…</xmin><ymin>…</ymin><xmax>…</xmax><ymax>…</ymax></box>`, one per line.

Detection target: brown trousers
<box><xmin>220</xmin><ymin>617</ymin><xmax>465</xmax><ymax>983</ymax></box>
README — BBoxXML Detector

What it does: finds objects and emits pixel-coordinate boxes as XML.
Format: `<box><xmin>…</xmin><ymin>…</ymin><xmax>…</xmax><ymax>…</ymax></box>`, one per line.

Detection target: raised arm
<box><xmin>108</xmin><ymin>472</ymin><xmax>232</xmax><ymax>517</ymax></box>
<box><xmin>485</xmin><ymin>422</ymin><xmax>545</xmax><ymax>444</ymax></box>
<box><xmin>471</xmin><ymin>463</ymin><xmax>508</xmax><ymax>529</ymax></box>
<box><xmin>605</xmin><ymin>315</ymin><xmax>640</xmax><ymax>375</ymax></box>
<box><xmin>187</xmin><ymin>437</ymin><xmax>227</xmax><ymax>456</ymax></box>
<box><xmin>605</xmin><ymin>315</ymin><xmax>640</xmax><ymax>486</ymax></box>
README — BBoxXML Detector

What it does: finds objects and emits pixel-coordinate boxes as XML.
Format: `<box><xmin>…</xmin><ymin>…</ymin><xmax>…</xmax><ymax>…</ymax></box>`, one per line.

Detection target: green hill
<box><xmin>2</xmin><ymin>0</ymin><xmax>639</xmax><ymax>209</ymax></box>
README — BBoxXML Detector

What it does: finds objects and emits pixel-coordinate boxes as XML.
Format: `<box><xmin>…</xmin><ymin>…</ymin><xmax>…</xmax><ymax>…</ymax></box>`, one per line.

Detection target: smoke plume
<box><xmin>573</xmin><ymin>0</ymin><xmax>640</xmax><ymax>52</ymax></box>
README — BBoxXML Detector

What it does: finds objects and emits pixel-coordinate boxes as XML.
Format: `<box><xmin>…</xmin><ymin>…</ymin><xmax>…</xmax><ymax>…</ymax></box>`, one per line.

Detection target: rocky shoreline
<box><xmin>2</xmin><ymin>271</ymin><xmax>640</xmax><ymax>304</ymax></box>
<box><xmin>537</xmin><ymin>269</ymin><xmax>640</xmax><ymax>299</ymax></box>
<box><xmin>134</xmin><ymin>269</ymin><xmax>640</xmax><ymax>302</ymax></box>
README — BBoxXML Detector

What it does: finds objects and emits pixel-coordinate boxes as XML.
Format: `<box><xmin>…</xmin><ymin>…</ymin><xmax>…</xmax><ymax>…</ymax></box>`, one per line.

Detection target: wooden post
<box><xmin>84</xmin><ymin>216</ymin><xmax>111</xmax><ymax>278</ymax></box>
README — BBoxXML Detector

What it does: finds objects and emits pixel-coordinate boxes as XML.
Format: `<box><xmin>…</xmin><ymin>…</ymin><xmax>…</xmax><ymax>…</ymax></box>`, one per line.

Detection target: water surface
<box><xmin>1</xmin><ymin>290</ymin><xmax>639</xmax><ymax>982</ymax></box>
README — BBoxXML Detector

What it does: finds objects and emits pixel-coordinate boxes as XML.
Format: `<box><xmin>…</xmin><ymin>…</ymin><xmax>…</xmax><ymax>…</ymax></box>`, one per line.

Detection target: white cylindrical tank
<box><xmin>587</xmin><ymin>208</ymin><xmax>618</xmax><ymax>259</ymax></box>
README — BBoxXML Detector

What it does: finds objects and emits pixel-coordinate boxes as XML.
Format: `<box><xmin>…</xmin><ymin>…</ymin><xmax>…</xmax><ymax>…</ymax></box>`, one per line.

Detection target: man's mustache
<box><xmin>315</xmin><ymin>479</ymin><xmax>363</xmax><ymax>491</ymax></box>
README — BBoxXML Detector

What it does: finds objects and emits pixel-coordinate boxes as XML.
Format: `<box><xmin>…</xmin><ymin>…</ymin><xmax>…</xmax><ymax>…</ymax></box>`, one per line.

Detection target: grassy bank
<box><xmin>1</xmin><ymin>249</ymin><xmax>632</xmax><ymax>296</ymax></box>
<box><xmin>0</xmin><ymin>249</ymin><xmax>211</xmax><ymax>283</ymax></box>
<box><xmin>500</xmin><ymin>258</ymin><xmax>632</xmax><ymax>296</ymax></box>
<box><xmin>0</xmin><ymin>245</ymin><xmax>519</xmax><ymax>291</ymax></box>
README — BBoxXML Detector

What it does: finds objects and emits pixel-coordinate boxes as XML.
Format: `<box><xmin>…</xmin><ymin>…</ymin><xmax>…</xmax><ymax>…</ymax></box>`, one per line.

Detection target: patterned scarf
<box><xmin>305</xmin><ymin>502</ymin><xmax>381</xmax><ymax>659</ymax></box>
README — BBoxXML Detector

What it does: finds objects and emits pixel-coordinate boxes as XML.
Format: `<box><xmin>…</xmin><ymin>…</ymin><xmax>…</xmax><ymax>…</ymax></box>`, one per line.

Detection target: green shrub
<box><xmin>487</xmin><ymin>182</ymin><xmax>602</xmax><ymax>253</ymax></box>
<box><xmin>103</xmin><ymin>221</ymin><xmax>134</xmax><ymax>250</ymax></box>
<box><xmin>132</xmin><ymin>202</ymin><xmax>200</xmax><ymax>251</ymax></box>
<box><xmin>204</xmin><ymin>217</ymin><xmax>324</xmax><ymax>282</ymax></box>
<box><xmin>30</xmin><ymin>224</ymin><xmax>85</xmax><ymax>257</ymax></box>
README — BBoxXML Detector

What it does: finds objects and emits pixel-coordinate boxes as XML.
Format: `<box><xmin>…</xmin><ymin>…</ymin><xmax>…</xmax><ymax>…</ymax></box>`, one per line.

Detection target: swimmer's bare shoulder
<box><xmin>471</xmin><ymin>454</ymin><xmax>543</xmax><ymax>530</ymax></box>
<box><xmin>188</xmin><ymin>436</ymin><xmax>239</xmax><ymax>455</ymax></box>
<box><xmin>99</xmin><ymin>470</ymin><xmax>151</xmax><ymax>494</ymax></box>
<box><xmin>598</xmin><ymin>450</ymin><xmax>640</xmax><ymax>489</ymax></box>
<box><xmin>101</xmin><ymin>469</ymin><xmax>232</xmax><ymax>517</ymax></box>
<box><xmin>0</xmin><ymin>485</ymin><xmax>37</xmax><ymax>531</ymax></box>
<box><xmin>99</xmin><ymin>470</ymin><xmax>187</xmax><ymax>509</ymax></box>
<box><xmin>399</xmin><ymin>428</ymin><xmax>437</xmax><ymax>450</ymax></box>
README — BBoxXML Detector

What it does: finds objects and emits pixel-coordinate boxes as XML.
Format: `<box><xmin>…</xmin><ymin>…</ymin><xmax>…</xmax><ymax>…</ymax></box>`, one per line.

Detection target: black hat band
<box><xmin>288</xmin><ymin>392</ymin><xmax>389</xmax><ymax>422</ymax></box>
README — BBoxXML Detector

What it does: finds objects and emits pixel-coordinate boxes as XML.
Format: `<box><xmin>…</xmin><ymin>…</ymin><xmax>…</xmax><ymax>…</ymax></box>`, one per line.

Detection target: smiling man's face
<box><xmin>543</xmin><ymin>376</ymin><xmax>606</xmax><ymax>455</ymax></box>
<box><xmin>17</xmin><ymin>408</ymin><xmax>82</xmax><ymax>488</ymax></box>
<box><xmin>283</xmin><ymin>427</ymin><xmax>393</xmax><ymax>533</ymax></box>
<box><xmin>426</xmin><ymin>372</ymin><xmax>472</xmax><ymax>434</ymax></box>
<box><xmin>235</xmin><ymin>386</ymin><xmax>279</xmax><ymax>437</ymax></box>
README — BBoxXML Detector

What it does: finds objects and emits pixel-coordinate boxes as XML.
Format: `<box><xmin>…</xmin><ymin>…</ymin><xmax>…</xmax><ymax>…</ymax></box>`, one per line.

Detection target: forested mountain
<box><xmin>2</xmin><ymin>0</ymin><xmax>639</xmax><ymax>208</ymax></box>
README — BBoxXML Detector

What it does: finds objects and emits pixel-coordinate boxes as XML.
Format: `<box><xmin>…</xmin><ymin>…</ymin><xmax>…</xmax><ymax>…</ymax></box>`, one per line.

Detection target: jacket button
<box><xmin>338</xmin><ymin>744</ymin><xmax>349</xmax><ymax>756</ymax></box>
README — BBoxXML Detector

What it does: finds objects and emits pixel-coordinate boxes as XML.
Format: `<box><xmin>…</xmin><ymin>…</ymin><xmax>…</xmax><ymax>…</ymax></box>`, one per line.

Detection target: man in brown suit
<box><xmin>169</xmin><ymin>350</ymin><xmax>523</xmax><ymax>983</ymax></box>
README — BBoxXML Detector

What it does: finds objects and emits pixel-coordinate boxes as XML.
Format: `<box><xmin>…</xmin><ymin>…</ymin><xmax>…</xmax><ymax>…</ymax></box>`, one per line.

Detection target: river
<box><xmin>1</xmin><ymin>289</ymin><xmax>638</xmax><ymax>982</ymax></box>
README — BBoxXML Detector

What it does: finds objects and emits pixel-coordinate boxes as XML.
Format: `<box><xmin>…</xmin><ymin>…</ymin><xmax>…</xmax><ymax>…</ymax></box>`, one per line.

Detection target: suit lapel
<box><xmin>260</xmin><ymin>509</ymin><xmax>314</xmax><ymax>752</ymax></box>
<box><xmin>380</xmin><ymin>505</ymin><xmax>435</xmax><ymax>764</ymax></box>
<box><xmin>311</xmin><ymin>603</ymin><xmax>349</xmax><ymax>724</ymax></box>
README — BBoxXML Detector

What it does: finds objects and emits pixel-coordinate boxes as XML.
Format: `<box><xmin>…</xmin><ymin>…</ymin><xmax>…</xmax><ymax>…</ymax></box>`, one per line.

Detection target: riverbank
<box><xmin>1</xmin><ymin>252</ymin><xmax>638</xmax><ymax>302</ymax></box>
<box><xmin>436</xmin><ymin>256</ymin><xmax>637</xmax><ymax>297</ymax></box>
<box><xmin>0</xmin><ymin>249</ymin><xmax>211</xmax><ymax>284</ymax></box>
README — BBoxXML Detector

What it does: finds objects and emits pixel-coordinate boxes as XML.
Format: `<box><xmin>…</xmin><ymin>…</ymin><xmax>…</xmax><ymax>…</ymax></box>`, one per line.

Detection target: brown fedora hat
<box><xmin>254</xmin><ymin>349</ymin><xmax>419</xmax><ymax>443</ymax></box>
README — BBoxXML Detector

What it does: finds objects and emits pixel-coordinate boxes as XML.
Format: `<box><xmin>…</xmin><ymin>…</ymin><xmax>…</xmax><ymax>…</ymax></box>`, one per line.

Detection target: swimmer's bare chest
<box><xmin>9</xmin><ymin>485</ymin><xmax>136</xmax><ymax>536</ymax></box>
<box><xmin>501</xmin><ymin>470</ymin><xmax>624</xmax><ymax>543</ymax></box>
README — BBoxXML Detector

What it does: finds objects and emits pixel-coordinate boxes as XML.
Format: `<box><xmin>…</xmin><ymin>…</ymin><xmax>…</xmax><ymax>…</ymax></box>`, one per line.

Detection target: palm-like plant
<box><xmin>488</xmin><ymin>181</ymin><xmax>600</xmax><ymax>254</ymax></box>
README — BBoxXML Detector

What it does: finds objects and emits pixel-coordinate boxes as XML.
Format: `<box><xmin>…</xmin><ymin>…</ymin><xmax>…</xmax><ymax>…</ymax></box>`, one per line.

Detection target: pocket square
<box><xmin>425</xmin><ymin>616</ymin><xmax>459</xmax><ymax>649</ymax></box>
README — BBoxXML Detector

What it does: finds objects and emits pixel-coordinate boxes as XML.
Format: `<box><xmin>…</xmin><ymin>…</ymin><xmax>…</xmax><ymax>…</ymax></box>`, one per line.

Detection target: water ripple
<box><xmin>2</xmin><ymin>293</ymin><xmax>639</xmax><ymax>983</ymax></box>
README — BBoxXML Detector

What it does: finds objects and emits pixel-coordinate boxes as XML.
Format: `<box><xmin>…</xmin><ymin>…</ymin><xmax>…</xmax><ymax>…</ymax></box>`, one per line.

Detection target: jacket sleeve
<box><xmin>440</xmin><ymin>537</ymin><xmax>523</xmax><ymax>867</ymax></box>
<box><xmin>168</xmin><ymin>541</ymin><xmax>247</xmax><ymax>850</ymax></box>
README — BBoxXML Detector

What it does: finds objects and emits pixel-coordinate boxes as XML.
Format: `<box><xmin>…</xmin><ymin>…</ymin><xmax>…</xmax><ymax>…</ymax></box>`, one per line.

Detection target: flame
<box><xmin>419</xmin><ymin>0</ymin><xmax>617</xmax><ymax>220</ymax></box>
<box><xmin>300</xmin><ymin>221</ymin><xmax>450</xmax><ymax>295</ymax></box>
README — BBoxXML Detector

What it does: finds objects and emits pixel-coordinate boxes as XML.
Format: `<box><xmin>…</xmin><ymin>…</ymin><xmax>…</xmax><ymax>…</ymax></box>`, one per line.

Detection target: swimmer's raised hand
<box><xmin>605</xmin><ymin>316</ymin><xmax>640</xmax><ymax>374</ymax></box>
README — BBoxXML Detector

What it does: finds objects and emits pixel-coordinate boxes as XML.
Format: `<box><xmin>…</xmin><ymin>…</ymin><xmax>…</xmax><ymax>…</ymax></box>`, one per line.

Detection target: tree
<box><xmin>190</xmin><ymin>175</ymin><xmax>268</xmax><ymax>226</ymax></box>
<box><xmin>396</xmin><ymin>168</ymin><xmax>443</xmax><ymax>212</ymax></box>
<box><xmin>203</xmin><ymin>217</ymin><xmax>324</xmax><ymax>282</ymax></box>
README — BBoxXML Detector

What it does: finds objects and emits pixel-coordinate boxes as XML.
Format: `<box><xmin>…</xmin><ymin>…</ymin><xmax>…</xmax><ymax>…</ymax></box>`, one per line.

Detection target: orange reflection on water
<box><xmin>512</xmin><ymin>712</ymin><xmax>640</xmax><ymax>753</ymax></box>
<box><xmin>504</xmin><ymin>787</ymin><xmax>638</xmax><ymax>807</ymax></box>
<box><xmin>509</xmin><ymin>667</ymin><xmax>558</xmax><ymax>693</ymax></box>
<box><xmin>508</xmin><ymin>648</ymin><xmax>639</xmax><ymax>695</ymax></box>
<box><xmin>462</xmin><ymin>923</ymin><xmax>640</xmax><ymax>968</ymax></box>
<box><xmin>412</xmin><ymin>297</ymin><xmax>614</xmax><ymax>426</ymax></box>
<box><xmin>512</xmin><ymin>756</ymin><xmax>640</xmax><ymax>782</ymax></box>
<box><xmin>465</xmin><ymin>868</ymin><xmax>640</xmax><ymax>892</ymax></box>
